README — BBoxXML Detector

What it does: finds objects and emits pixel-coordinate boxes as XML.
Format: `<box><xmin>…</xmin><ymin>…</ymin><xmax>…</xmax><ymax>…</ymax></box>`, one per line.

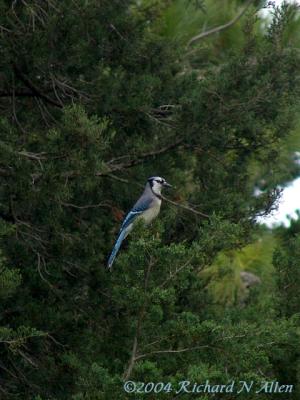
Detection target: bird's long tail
<box><xmin>107</xmin><ymin>229</ymin><xmax>127</xmax><ymax>270</ymax></box>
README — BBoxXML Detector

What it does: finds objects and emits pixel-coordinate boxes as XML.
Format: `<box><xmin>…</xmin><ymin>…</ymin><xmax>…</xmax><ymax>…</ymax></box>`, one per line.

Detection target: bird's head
<box><xmin>148</xmin><ymin>176</ymin><xmax>172</xmax><ymax>196</ymax></box>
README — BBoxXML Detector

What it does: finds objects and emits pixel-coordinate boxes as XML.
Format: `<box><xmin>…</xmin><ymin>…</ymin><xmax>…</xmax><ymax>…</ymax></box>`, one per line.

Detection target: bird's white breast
<box><xmin>141</xmin><ymin>198</ymin><xmax>161</xmax><ymax>224</ymax></box>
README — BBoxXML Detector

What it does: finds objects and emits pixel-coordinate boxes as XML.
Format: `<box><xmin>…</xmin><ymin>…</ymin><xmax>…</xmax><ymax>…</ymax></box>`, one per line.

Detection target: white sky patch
<box><xmin>257</xmin><ymin>178</ymin><xmax>300</xmax><ymax>227</ymax></box>
<box><xmin>260</xmin><ymin>0</ymin><xmax>300</xmax><ymax>18</ymax></box>
<box><xmin>257</xmin><ymin>0</ymin><xmax>300</xmax><ymax>228</ymax></box>
<box><xmin>267</xmin><ymin>0</ymin><xmax>300</xmax><ymax>6</ymax></box>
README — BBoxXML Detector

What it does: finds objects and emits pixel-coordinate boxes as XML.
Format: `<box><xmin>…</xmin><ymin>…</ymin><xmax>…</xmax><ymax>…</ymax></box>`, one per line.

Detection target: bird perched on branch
<box><xmin>107</xmin><ymin>176</ymin><xmax>172</xmax><ymax>270</ymax></box>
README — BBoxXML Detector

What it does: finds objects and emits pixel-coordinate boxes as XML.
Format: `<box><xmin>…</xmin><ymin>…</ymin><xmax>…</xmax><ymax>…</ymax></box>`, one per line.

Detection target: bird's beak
<box><xmin>163</xmin><ymin>181</ymin><xmax>172</xmax><ymax>188</ymax></box>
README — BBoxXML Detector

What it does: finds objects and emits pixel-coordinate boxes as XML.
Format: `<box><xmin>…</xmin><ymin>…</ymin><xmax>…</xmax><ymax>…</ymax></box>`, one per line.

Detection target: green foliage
<box><xmin>273</xmin><ymin>217</ymin><xmax>300</xmax><ymax>318</ymax></box>
<box><xmin>201</xmin><ymin>233</ymin><xmax>275</xmax><ymax>306</ymax></box>
<box><xmin>0</xmin><ymin>250</ymin><xmax>21</xmax><ymax>300</ymax></box>
<box><xmin>0</xmin><ymin>0</ymin><xmax>300</xmax><ymax>398</ymax></box>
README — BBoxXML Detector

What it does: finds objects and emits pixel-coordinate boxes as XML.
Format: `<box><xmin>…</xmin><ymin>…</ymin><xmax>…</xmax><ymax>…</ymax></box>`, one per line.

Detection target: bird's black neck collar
<box><xmin>149</xmin><ymin>183</ymin><xmax>162</xmax><ymax>200</ymax></box>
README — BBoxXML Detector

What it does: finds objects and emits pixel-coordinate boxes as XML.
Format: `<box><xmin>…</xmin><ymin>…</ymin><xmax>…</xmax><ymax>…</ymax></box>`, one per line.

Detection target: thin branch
<box><xmin>123</xmin><ymin>315</ymin><xmax>144</xmax><ymax>380</ymax></box>
<box><xmin>0</xmin><ymin>361</ymin><xmax>18</xmax><ymax>381</ymax></box>
<box><xmin>135</xmin><ymin>333</ymin><xmax>249</xmax><ymax>363</ymax></box>
<box><xmin>123</xmin><ymin>335</ymin><xmax>138</xmax><ymax>381</ymax></box>
<box><xmin>0</xmin><ymin>333</ymin><xmax>47</xmax><ymax>345</ymax></box>
<box><xmin>159</xmin><ymin>258</ymin><xmax>193</xmax><ymax>289</ymax></box>
<box><xmin>17</xmin><ymin>349</ymin><xmax>38</xmax><ymax>368</ymax></box>
<box><xmin>144</xmin><ymin>256</ymin><xmax>154</xmax><ymax>291</ymax></box>
<box><xmin>35</xmin><ymin>96</ymin><xmax>52</xmax><ymax>127</ymax></box>
<box><xmin>96</xmin><ymin>138</ymin><xmax>185</xmax><ymax>176</ymax></box>
<box><xmin>7</xmin><ymin>355</ymin><xmax>40</xmax><ymax>391</ymax></box>
<box><xmin>4</xmin><ymin>139</ymin><xmax>184</xmax><ymax>182</ymax></box>
<box><xmin>36</xmin><ymin>253</ymin><xmax>54</xmax><ymax>289</ymax></box>
<box><xmin>13</xmin><ymin>65</ymin><xmax>63</xmax><ymax>108</ymax></box>
<box><xmin>135</xmin><ymin>345</ymin><xmax>210</xmax><ymax>361</ymax></box>
<box><xmin>36</xmin><ymin>95</ymin><xmax>59</xmax><ymax>124</ymax></box>
<box><xmin>217</xmin><ymin>334</ymin><xmax>247</xmax><ymax>341</ymax></box>
<box><xmin>18</xmin><ymin>151</ymin><xmax>47</xmax><ymax>160</ymax></box>
<box><xmin>12</xmin><ymin>73</ymin><xmax>26</xmax><ymax>134</ymax></box>
<box><xmin>0</xmin><ymin>25</ymin><xmax>12</xmax><ymax>33</ymax></box>
<box><xmin>123</xmin><ymin>258</ymin><xmax>154</xmax><ymax>380</ymax></box>
<box><xmin>105</xmin><ymin>174</ymin><xmax>138</xmax><ymax>185</ymax></box>
<box><xmin>46</xmin><ymin>333</ymin><xmax>66</xmax><ymax>348</ymax></box>
<box><xmin>142</xmin><ymin>336</ymin><xmax>172</xmax><ymax>350</ymax></box>
<box><xmin>50</xmin><ymin>75</ymin><xmax>65</xmax><ymax>107</ymax></box>
<box><xmin>188</xmin><ymin>0</ymin><xmax>255</xmax><ymax>46</ymax></box>
<box><xmin>160</xmin><ymin>194</ymin><xmax>210</xmax><ymax>219</ymax></box>
<box><xmin>60</xmin><ymin>200</ymin><xmax>112</xmax><ymax>210</ymax></box>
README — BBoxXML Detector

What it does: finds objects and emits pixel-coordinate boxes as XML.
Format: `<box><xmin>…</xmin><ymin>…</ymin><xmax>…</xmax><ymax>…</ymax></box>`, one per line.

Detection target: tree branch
<box><xmin>188</xmin><ymin>0</ymin><xmax>255</xmax><ymax>46</ymax></box>
<box><xmin>123</xmin><ymin>258</ymin><xmax>155</xmax><ymax>380</ymax></box>
<box><xmin>159</xmin><ymin>258</ymin><xmax>193</xmax><ymax>289</ymax></box>
<box><xmin>160</xmin><ymin>194</ymin><xmax>210</xmax><ymax>219</ymax></box>
<box><xmin>135</xmin><ymin>345</ymin><xmax>210</xmax><ymax>361</ymax></box>
<box><xmin>13</xmin><ymin>65</ymin><xmax>63</xmax><ymax>108</ymax></box>
<box><xmin>123</xmin><ymin>335</ymin><xmax>138</xmax><ymax>381</ymax></box>
<box><xmin>59</xmin><ymin>200</ymin><xmax>113</xmax><ymax>210</ymax></box>
<box><xmin>98</xmin><ymin>138</ymin><xmax>185</xmax><ymax>176</ymax></box>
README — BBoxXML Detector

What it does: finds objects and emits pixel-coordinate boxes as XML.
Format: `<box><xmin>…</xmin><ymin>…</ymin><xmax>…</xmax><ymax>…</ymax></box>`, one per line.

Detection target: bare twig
<box><xmin>60</xmin><ymin>201</ymin><xmax>112</xmax><ymax>210</ymax></box>
<box><xmin>35</xmin><ymin>96</ymin><xmax>51</xmax><ymax>127</ymax></box>
<box><xmin>160</xmin><ymin>194</ymin><xmax>209</xmax><ymax>219</ymax></box>
<box><xmin>159</xmin><ymin>258</ymin><xmax>193</xmax><ymax>289</ymax></box>
<box><xmin>96</xmin><ymin>138</ymin><xmax>185</xmax><ymax>176</ymax></box>
<box><xmin>123</xmin><ymin>258</ymin><xmax>155</xmax><ymax>380</ymax></box>
<box><xmin>135</xmin><ymin>345</ymin><xmax>210</xmax><ymax>361</ymax></box>
<box><xmin>46</xmin><ymin>333</ymin><xmax>66</xmax><ymax>348</ymax></box>
<box><xmin>0</xmin><ymin>25</ymin><xmax>12</xmax><ymax>33</ymax></box>
<box><xmin>18</xmin><ymin>151</ymin><xmax>47</xmax><ymax>160</ymax></box>
<box><xmin>13</xmin><ymin>65</ymin><xmax>62</xmax><ymax>108</ymax></box>
<box><xmin>50</xmin><ymin>75</ymin><xmax>64</xmax><ymax>107</ymax></box>
<box><xmin>188</xmin><ymin>0</ymin><xmax>255</xmax><ymax>46</ymax></box>
<box><xmin>11</xmin><ymin>73</ymin><xmax>26</xmax><ymax>134</ymax></box>
<box><xmin>36</xmin><ymin>253</ymin><xmax>54</xmax><ymax>289</ymax></box>
<box><xmin>0</xmin><ymin>361</ymin><xmax>18</xmax><ymax>381</ymax></box>
<box><xmin>0</xmin><ymin>333</ymin><xmax>46</xmax><ymax>345</ymax></box>
<box><xmin>36</xmin><ymin>96</ymin><xmax>59</xmax><ymax>124</ymax></box>
<box><xmin>123</xmin><ymin>335</ymin><xmax>138</xmax><ymax>381</ymax></box>
<box><xmin>17</xmin><ymin>349</ymin><xmax>38</xmax><ymax>368</ymax></box>
<box><xmin>105</xmin><ymin>174</ymin><xmax>138</xmax><ymax>185</ymax></box>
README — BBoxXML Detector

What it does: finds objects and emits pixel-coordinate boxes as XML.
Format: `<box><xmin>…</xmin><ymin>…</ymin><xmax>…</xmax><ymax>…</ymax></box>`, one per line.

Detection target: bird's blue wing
<box><xmin>120</xmin><ymin>198</ymin><xmax>152</xmax><ymax>231</ymax></box>
<box><xmin>107</xmin><ymin>198</ymin><xmax>152</xmax><ymax>269</ymax></box>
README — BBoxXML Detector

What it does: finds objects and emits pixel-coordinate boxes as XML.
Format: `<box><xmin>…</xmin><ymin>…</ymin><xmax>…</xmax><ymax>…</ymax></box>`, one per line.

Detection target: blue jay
<box><xmin>107</xmin><ymin>176</ymin><xmax>171</xmax><ymax>270</ymax></box>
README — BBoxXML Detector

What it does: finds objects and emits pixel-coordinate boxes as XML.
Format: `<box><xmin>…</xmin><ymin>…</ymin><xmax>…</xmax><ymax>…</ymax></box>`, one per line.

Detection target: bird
<box><xmin>107</xmin><ymin>176</ymin><xmax>172</xmax><ymax>270</ymax></box>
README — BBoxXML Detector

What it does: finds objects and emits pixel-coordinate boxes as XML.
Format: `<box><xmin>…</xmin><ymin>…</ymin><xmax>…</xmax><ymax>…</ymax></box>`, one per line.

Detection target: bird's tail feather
<box><xmin>107</xmin><ymin>229</ymin><xmax>126</xmax><ymax>270</ymax></box>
